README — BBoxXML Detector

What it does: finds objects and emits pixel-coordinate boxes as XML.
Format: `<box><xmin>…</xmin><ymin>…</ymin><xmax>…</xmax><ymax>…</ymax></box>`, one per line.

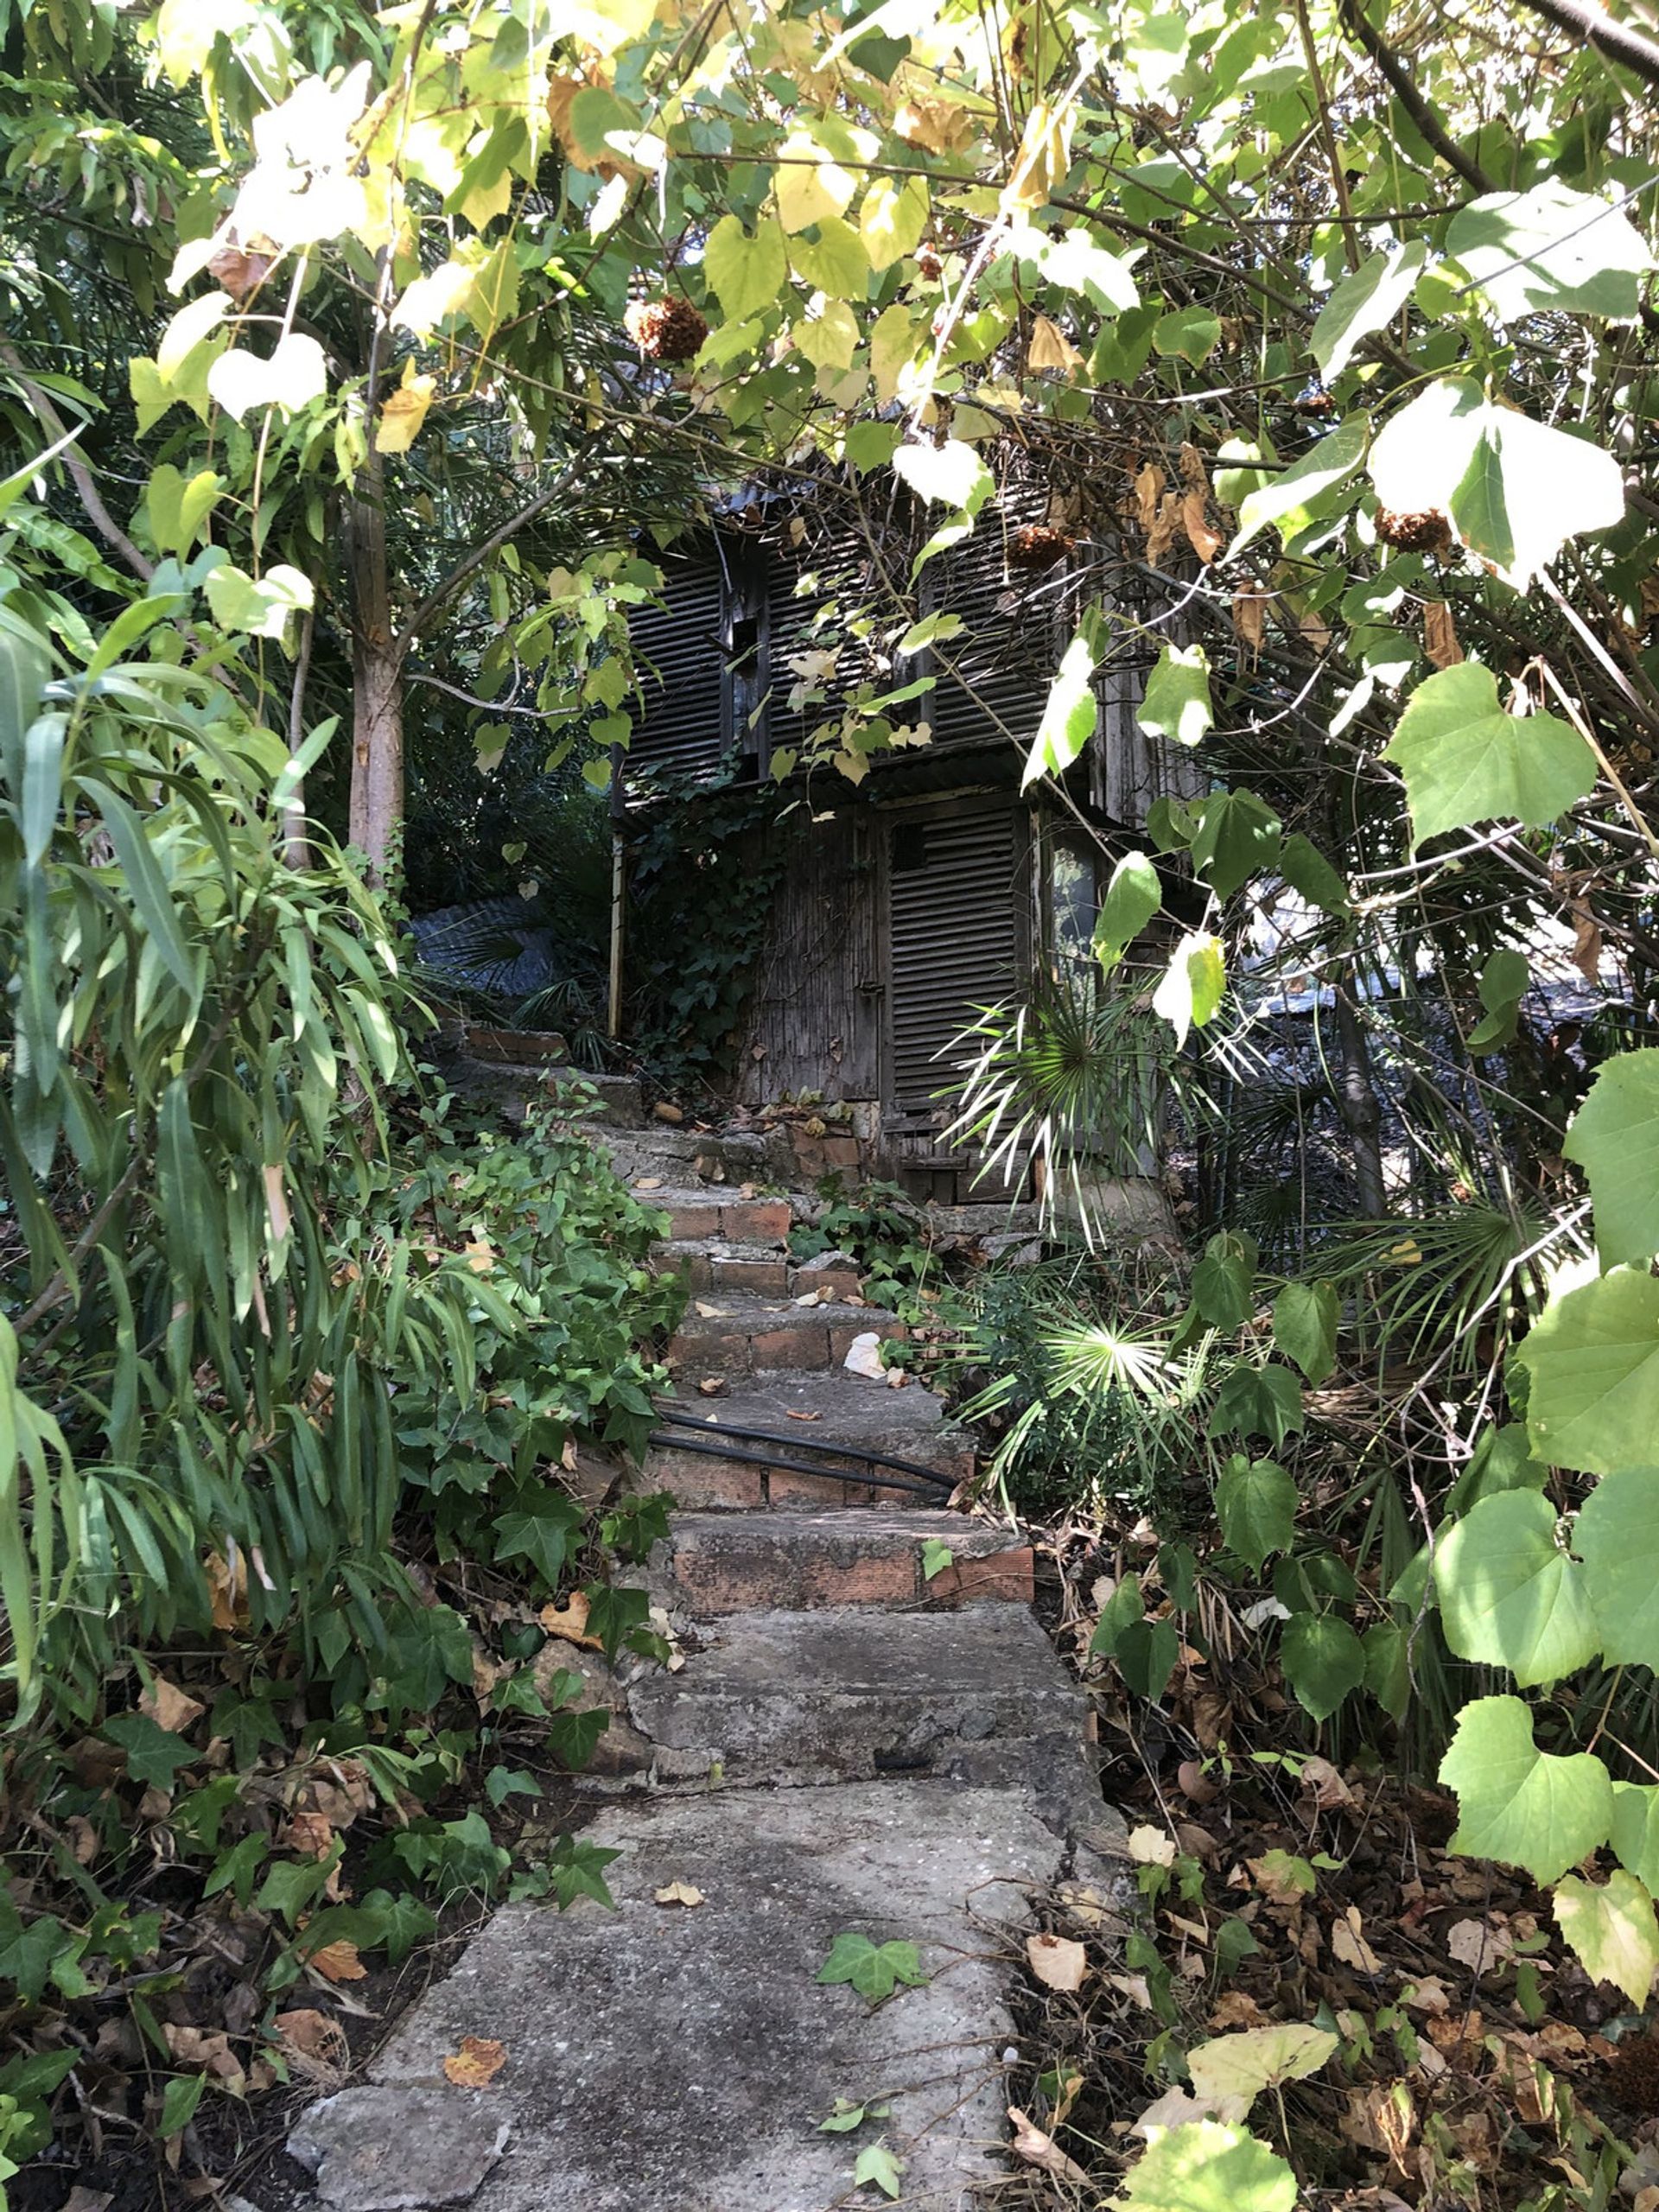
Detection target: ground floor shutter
<box><xmin>887</xmin><ymin>806</ymin><xmax>1021</xmax><ymax>1116</ymax></box>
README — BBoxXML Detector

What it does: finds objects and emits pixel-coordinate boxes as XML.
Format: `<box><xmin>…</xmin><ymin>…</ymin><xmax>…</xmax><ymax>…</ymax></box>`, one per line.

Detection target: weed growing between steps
<box><xmin>0</xmin><ymin>1093</ymin><xmax>682</xmax><ymax>2208</ymax></box>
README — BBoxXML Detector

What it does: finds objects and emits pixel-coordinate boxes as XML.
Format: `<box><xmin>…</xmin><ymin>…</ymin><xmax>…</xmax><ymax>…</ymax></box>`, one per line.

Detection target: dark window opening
<box><xmin>891</xmin><ymin>821</ymin><xmax>928</xmax><ymax>874</ymax></box>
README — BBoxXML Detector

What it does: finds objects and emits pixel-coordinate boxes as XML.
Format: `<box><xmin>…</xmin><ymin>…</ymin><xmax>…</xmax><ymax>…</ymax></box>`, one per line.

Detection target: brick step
<box><xmin>637</xmin><ymin>1371</ymin><xmax>973</xmax><ymax>1510</ymax></box>
<box><xmin>629</xmin><ymin>1605</ymin><xmax>1092</xmax><ymax>1820</ymax></box>
<box><xmin>668</xmin><ymin>1292</ymin><xmax>903</xmax><ymax>1379</ymax></box>
<box><xmin>651</xmin><ymin>1241</ymin><xmax>864</xmax><ymax>1300</ymax></box>
<box><xmin>631</xmin><ymin>1188</ymin><xmax>800</xmax><ymax>1244</ymax></box>
<box><xmin>651</xmin><ymin>1511</ymin><xmax>1033</xmax><ymax>1616</ymax></box>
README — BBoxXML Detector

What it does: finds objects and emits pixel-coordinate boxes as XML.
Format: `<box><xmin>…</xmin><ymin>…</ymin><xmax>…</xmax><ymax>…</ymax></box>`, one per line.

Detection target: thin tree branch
<box><xmin>0</xmin><ymin>338</ymin><xmax>154</xmax><ymax>581</ymax></box>
<box><xmin>1516</xmin><ymin>0</ymin><xmax>1659</xmax><ymax>86</ymax></box>
<box><xmin>395</xmin><ymin>460</ymin><xmax>584</xmax><ymax>654</ymax></box>
<box><xmin>1338</xmin><ymin>0</ymin><xmax>1497</xmax><ymax>193</ymax></box>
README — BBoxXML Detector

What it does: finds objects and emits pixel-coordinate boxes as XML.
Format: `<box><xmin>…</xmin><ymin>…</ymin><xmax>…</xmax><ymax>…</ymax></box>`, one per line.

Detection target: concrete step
<box><xmin>447</xmin><ymin>1057</ymin><xmax>647</xmax><ymax>1128</ymax></box>
<box><xmin>291</xmin><ymin>1780</ymin><xmax>1066</xmax><ymax>2212</ymax></box>
<box><xmin>639</xmin><ymin>1371</ymin><xmax>974</xmax><ymax>1510</ymax></box>
<box><xmin>602</xmin><ymin>1124</ymin><xmax>791</xmax><ymax>1187</ymax></box>
<box><xmin>631</xmin><ymin>1605</ymin><xmax>1093</xmax><ymax>1820</ymax></box>
<box><xmin>652</xmin><ymin>1511</ymin><xmax>1033</xmax><ymax>1617</ymax></box>
<box><xmin>668</xmin><ymin>1292</ymin><xmax>903</xmax><ymax>1379</ymax></box>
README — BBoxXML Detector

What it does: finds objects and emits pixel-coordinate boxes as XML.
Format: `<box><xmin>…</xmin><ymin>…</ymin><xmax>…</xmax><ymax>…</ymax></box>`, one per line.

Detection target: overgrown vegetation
<box><xmin>6</xmin><ymin>0</ymin><xmax>1659</xmax><ymax>2203</ymax></box>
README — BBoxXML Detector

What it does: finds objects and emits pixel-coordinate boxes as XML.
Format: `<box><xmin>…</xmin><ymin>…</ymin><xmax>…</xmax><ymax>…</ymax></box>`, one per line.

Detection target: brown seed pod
<box><xmin>1010</xmin><ymin>522</ymin><xmax>1076</xmax><ymax>569</ymax></box>
<box><xmin>1607</xmin><ymin>2032</ymin><xmax>1659</xmax><ymax>2116</ymax></box>
<box><xmin>624</xmin><ymin>296</ymin><xmax>709</xmax><ymax>364</ymax></box>
<box><xmin>914</xmin><ymin>242</ymin><xmax>944</xmax><ymax>280</ymax></box>
<box><xmin>1376</xmin><ymin>506</ymin><xmax>1452</xmax><ymax>556</ymax></box>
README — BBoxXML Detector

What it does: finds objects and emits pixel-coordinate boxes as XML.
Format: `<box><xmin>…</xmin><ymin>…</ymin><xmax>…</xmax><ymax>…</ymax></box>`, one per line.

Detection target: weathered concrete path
<box><xmin>289</xmin><ymin>1072</ymin><xmax>1116</xmax><ymax>2212</ymax></box>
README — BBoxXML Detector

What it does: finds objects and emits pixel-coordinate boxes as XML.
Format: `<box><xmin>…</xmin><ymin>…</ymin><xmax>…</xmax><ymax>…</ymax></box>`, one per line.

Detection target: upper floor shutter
<box><xmin>925</xmin><ymin>491</ymin><xmax>1064</xmax><ymax>752</ymax></box>
<box><xmin>629</xmin><ymin>550</ymin><xmax>729</xmax><ymax>779</ymax></box>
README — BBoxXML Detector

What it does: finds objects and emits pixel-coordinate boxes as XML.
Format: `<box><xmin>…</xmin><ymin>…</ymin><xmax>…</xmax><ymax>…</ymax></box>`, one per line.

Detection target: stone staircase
<box><xmin>286</xmin><ymin>1073</ymin><xmax>1116</xmax><ymax>2212</ymax></box>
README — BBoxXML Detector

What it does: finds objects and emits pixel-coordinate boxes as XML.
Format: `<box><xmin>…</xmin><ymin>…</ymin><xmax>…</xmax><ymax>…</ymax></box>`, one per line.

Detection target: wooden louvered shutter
<box><xmin>926</xmin><ymin>494</ymin><xmax>1061</xmax><ymax>751</ymax></box>
<box><xmin>887</xmin><ymin>806</ymin><xmax>1021</xmax><ymax>1115</ymax></box>
<box><xmin>629</xmin><ymin>553</ymin><xmax>728</xmax><ymax>778</ymax></box>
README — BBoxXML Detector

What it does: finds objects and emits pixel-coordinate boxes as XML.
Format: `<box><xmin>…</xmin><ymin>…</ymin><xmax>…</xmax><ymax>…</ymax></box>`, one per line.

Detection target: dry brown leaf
<box><xmin>284</xmin><ymin>1810</ymin><xmax>336</xmax><ymax>1861</ymax></box>
<box><xmin>1027</xmin><ymin>313</ymin><xmax>1083</xmax><ymax>377</ymax></box>
<box><xmin>1299</xmin><ymin>1756</ymin><xmax>1357</xmax><ymax>1809</ymax></box>
<box><xmin>1423</xmin><ymin>600</ymin><xmax>1464</xmax><ymax>668</ymax></box>
<box><xmin>1008</xmin><ymin>2105</ymin><xmax>1090</xmax><ymax>2186</ymax></box>
<box><xmin>653</xmin><ymin>1100</ymin><xmax>684</xmax><ymax>1124</ymax></box>
<box><xmin>1106</xmin><ymin>1971</ymin><xmax>1154</xmax><ymax>2006</ymax></box>
<box><xmin>65</xmin><ymin>1814</ymin><xmax>99</xmax><ymax>1866</ymax></box>
<box><xmin>1400</xmin><ymin>1974</ymin><xmax>1452</xmax><ymax>2014</ymax></box>
<box><xmin>1568</xmin><ymin>900</ymin><xmax>1603</xmax><ymax>983</ymax></box>
<box><xmin>1208</xmin><ymin>1989</ymin><xmax>1269</xmax><ymax>2029</ymax></box>
<box><xmin>538</xmin><ymin>1591</ymin><xmax>602</xmax><ymax>1649</ymax></box>
<box><xmin>309</xmin><ymin>1940</ymin><xmax>368</xmax><ymax>1984</ymax></box>
<box><xmin>632</xmin><ymin>1175</ymin><xmax>664</xmax><ymax>1191</ymax></box>
<box><xmin>894</xmin><ymin>95</ymin><xmax>975</xmax><ymax>157</ymax></box>
<box><xmin>1181</xmin><ymin>488</ymin><xmax>1224</xmax><ymax>563</ymax></box>
<box><xmin>653</xmin><ymin>1882</ymin><xmax>705</xmax><ymax>1908</ymax></box>
<box><xmin>785</xmin><ymin>1408</ymin><xmax>824</xmax><ymax>1422</ymax></box>
<box><xmin>443</xmin><ymin>2035</ymin><xmax>508</xmax><ymax>2088</ymax></box>
<box><xmin>1131</xmin><ymin>461</ymin><xmax>1166</xmax><ymax>528</ymax></box>
<box><xmin>1177</xmin><ymin>1758</ymin><xmax>1219</xmax><ymax>1806</ymax></box>
<box><xmin>1331</xmin><ymin>1904</ymin><xmax>1382</xmax><ymax>1974</ymax></box>
<box><xmin>1147</xmin><ymin>489</ymin><xmax>1182</xmax><ymax>569</ymax></box>
<box><xmin>205</xmin><ymin>1547</ymin><xmax>250</xmax><ymax>1631</ymax></box>
<box><xmin>1446</xmin><ymin>1916</ymin><xmax>1512</xmax><ymax>1971</ymax></box>
<box><xmin>696</xmin><ymin>1376</ymin><xmax>727</xmax><ymax>1397</ymax></box>
<box><xmin>274</xmin><ymin>2008</ymin><xmax>349</xmax><ymax>2078</ymax></box>
<box><xmin>62</xmin><ymin>2190</ymin><xmax>115</xmax><ymax>2212</ymax></box>
<box><xmin>1026</xmin><ymin>1932</ymin><xmax>1088</xmax><ymax>1992</ymax></box>
<box><xmin>141</xmin><ymin>1675</ymin><xmax>205</xmax><ymax>1734</ymax></box>
<box><xmin>694</xmin><ymin>1300</ymin><xmax>727</xmax><ymax>1319</ymax></box>
<box><xmin>1232</xmin><ymin>589</ymin><xmax>1268</xmax><ymax>661</ymax></box>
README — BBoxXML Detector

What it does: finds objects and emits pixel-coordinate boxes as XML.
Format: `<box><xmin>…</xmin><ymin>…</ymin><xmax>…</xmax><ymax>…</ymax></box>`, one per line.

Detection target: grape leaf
<box><xmin>1440</xmin><ymin>1694</ymin><xmax>1613</xmax><ymax>1883</ymax></box>
<box><xmin>1564</xmin><ymin>1052</ymin><xmax>1659</xmax><ymax>1268</ymax></box>
<box><xmin>1516</xmin><ymin>1268</ymin><xmax>1659</xmax><ymax>1476</ymax></box>
<box><xmin>1554</xmin><ymin>1870</ymin><xmax>1659</xmax><ymax>2007</ymax></box>
<box><xmin>1433</xmin><ymin>1489</ymin><xmax>1599</xmax><ymax>1687</ymax></box>
<box><xmin>1116</xmin><ymin>2120</ymin><xmax>1298</xmax><ymax>2212</ymax></box>
<box><xmin>1572</xmin><ymin>1465</ymin><xmax>1659</xmax><ymax>1668</ymax></box>
<box><xmin>1382</xmin><ymin>663</ymin><xmax>1594</xmax><ymax>849</ymax></box>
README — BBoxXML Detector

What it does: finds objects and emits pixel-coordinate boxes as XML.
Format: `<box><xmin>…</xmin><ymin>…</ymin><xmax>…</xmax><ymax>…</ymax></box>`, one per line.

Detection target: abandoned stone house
<box><xmin>623</xmin><ymin>482</ymin><xmax>1202</xmax><ymax>1198</ymax></box>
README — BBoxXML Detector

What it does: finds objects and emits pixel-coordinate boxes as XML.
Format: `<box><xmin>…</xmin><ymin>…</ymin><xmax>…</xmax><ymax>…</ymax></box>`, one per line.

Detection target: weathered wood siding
<box><xmin>734</xmin><ymin>805</ymin><xmax>882</xmax><ymax>1103</ymax></box>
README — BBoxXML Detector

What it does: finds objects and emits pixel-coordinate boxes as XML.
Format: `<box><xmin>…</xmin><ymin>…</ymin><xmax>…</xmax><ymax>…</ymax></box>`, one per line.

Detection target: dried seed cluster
<box><xmin>1011</xmin><ymin>522</ymin><xmax>1076</xmax><ymax>568</ymax></box>
<box><xmin>624</xmin><ymin>296</ymin><xmax>709</xmax><ymax>363</ymax></box>
<box><xmin>1376</xmin><ymin>506</ymin><xmax>1452</xmax><ymax>555</ymax></box>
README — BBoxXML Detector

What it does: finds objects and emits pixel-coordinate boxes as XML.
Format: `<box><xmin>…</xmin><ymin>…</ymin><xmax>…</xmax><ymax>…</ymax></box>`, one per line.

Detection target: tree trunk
<box><xmin>346</xmin><ymin>445</ymin><xmax>403</xmax><ymax>882</ymax></box>
<box><xmin>1333</xmin><ymin>986</ymin><xmax>1386</xmax><ymax>1217</ymax></box>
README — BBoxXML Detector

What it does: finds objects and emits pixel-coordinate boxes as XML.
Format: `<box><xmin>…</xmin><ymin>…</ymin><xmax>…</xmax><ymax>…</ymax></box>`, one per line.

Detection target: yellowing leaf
<box><xmin>392</xmin><ymin>257</ymin><xmax>479</xmax><ymax>339</ymax></box>
<box><xmin>776</xmin><ymin>133</ymin><xmax>856</xmax><ymax>232</ymax></box>
<box><xmin>376</xmin><ymin>364</ymin><xmax>437</xmax><ymax>454</ymax></box>
<box><xmin>859</xmin><ymin>175</ymin><xmax>928</xmax><ymax>271</ymax></box>
<box><xmin>1554</xmin><ymin>1870</ymin><xmax>1659</xmax><ymax>2007</ymax></box>
<box><xmin>1027</xmin><ymin>314</ymin><xmax>1082</xmax><ymax>376</ymax></box>
<box><xmin>654</xmin><ymin>1882</ymin><xmax>705</xmax><ymax>1907</ymax></box>
<box><xmin>1187</xmin><ymin>2023</ymin><xmax>1338</xmax><ymax>2108</ymax></box>
<box><xmin>1008</xmin><ymin>2104</ymin><xmax>1090</xmax><ymax>2185</ymax></box>
<box><xmin>442</xmin><ymin>2035</ymin><xmax>508</xmax><ymax>2088</ymax></box>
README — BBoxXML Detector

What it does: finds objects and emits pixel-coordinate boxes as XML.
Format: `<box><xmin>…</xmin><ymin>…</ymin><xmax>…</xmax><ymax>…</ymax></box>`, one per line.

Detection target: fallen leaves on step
<box><xmin>308</xmin><ymin>1940</ymin><xmax>368</xmax><ymax>1984</ymax></box>
<box><xmin>538</xmin><ymin>1591</ymin><xmax>603</xmax><ymax>1649</ymax></box>
<box><xmin>1027</xmin><ymin>1932</ymin><xmax>1089</xmax><ymax>1992</ymax></box>
<box><xmin>140</xmin><ymin>1675</ymin><xmax>204</xmax><ymax>1733</ymax></box>
<box><xmin>1008</xmin><ymin>2105</ymin><xmax>1090</xmax><ymax>2185</ymax></box>
<box><xmin>1331</xmin><ymin>1904</ymin><xmax>1381</xmax><ymax>1974</ymax></box>
<box><xmin>696</xmin><ymin>1376</ymin><xmax>727</xmax><ymax>1396</ymax></box>
<box><xmin>694</xmin><ymin>1300</ymin><xmax>728</xmax><ymax>1318</ymax></box>
<box><xmin>654</xmin><ymin>1882</ymin><xmax>705</xmax><ymax>1907</ymax></box>
<box><xmin>785</xmin><ymin>1408</ymin><xmax>823</xmax><ymax>1421</ymax></box>
<box><xmin>633</xmin><ymin>1176</ymin><xmax>664</xmax><ymax>1190</ymax></box>
<box><xmin>652</xmin><ymin>1101</ymin><xmax>684</xmax><ymax>1123</ymax></box>
<box><xmin>1128</xmin><ymin>1824</ymin><xmax>1176</xmax><ymax>1866</ymax></box>
<box><xmin>275</xmin><ymin>2009</ymin><xmax>350</xmax><ymax>2081</ymax></box>
<box><xmin>843</xmin><ymin>1332</ymin><xmax>886</xmax><ymax>1378</ymax></box>
<box><xmin>887</xmin><ymin>1366</ymin><xmax>907</xmax><ymax>1388</ymax></box>
<box><xmin>443</xmin><ymin>2036</ymin><xmax>508</xmax><ymax>2088</ymax></box>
